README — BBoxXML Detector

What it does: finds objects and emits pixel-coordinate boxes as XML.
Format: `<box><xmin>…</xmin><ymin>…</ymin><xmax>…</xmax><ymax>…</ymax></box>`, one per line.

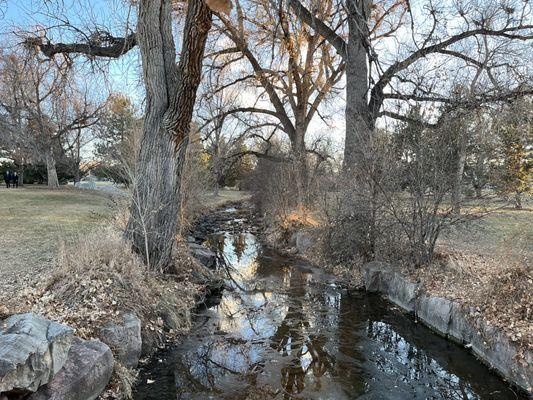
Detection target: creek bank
<box><xmin>267</xmin><ymin>224</ymin><xmax>532</xmax><ymax>396</ymax></box>
<box><xmin>362</xmin><ymin>261</ymin><xmax>532</xmax><ymax>395</ymax></box>
<box><xmin>131</xmin><ymin>201</ymin><xmax>256</xmax><ymax>392</ymax></box>
<box><xmin>134</xmin><ymin>206</ymin><xmax>530</xmax><ymax>399</ymax></box>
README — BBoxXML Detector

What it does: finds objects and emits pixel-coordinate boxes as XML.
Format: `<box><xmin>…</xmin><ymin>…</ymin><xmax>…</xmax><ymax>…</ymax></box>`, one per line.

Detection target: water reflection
<box><xmin>135</xmin><ymin>231</ymin><xmax>525</xmax><ymax>400</ymax></box>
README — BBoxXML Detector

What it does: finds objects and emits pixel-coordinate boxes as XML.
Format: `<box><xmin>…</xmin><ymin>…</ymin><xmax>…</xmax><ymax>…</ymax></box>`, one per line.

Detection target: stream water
<box><xmin>134</xmin><ymin>209</ymin><xmax>526</xmax><ymax>400</ymax></box>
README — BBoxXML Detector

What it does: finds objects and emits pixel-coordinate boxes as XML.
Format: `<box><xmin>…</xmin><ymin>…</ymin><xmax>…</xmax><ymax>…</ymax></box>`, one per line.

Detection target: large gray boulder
<box><xmin>189</xmin><ymin>243</ymin><xmax>217</xmax><ymax>269</ymax></box>
<box><xmin>29</xmin><ymin>337</ymin><xmax>114</xmax><ymax>400</ymax></box>
<box><xmin>0</xmin><ymin>313</ymin><xmax>74</xmax><ymax>393</ymax></box>
<box><xmin>99</xmin><ymin>313</ymin><xmax>142</xmax><ymax>368</ymax></box>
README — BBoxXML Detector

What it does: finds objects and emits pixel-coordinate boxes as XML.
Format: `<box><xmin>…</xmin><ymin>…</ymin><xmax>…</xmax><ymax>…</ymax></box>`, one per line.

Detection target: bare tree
<box><xmin>0</xmin><ymin>53</ymin><xmax>35</xmax><ymax>184</ymax></box>
<box><xmin>28</xmin><ymin>0</ymin><xmax>232</xmax><ymax>269</ymax></box>
<box><xmin>197</xmin><ymin>73</ymin><xmax>249</xmax><ymax>195</ymax></box>
<box><xmin>0</xmin><ymin>46</ymin><xmax>101</xmax><ymax>188</ymax></box>
<box><xmin>289</xmin><ymin>0</ymin><xmax>532</xmax><ymax>171</ymax></box>
<box><xmin>209</xmin><ymin>0</ymin><xmax>345</xmax><ymax>203</ymax></box>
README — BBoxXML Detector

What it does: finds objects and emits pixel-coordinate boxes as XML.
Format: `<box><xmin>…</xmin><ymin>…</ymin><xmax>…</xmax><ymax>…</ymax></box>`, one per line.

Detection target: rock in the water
<box><xmin>189</xmin><ymin>243</ymin><xmax>217</xmax><ymax>269</ymax></box>
<box><xmin>0</xmin><ymin>313</ymin><xmax>74</xmax><ymax>393</ymax></box>
<box><xmin>99</xmin><ymin>313</ymin><xmax>142</xmax><ymax>368</ymax></box>
<box><xmin>28</xmin><ymin>337</ymin><xmax>114</xmax><ymax>400</ymax></box>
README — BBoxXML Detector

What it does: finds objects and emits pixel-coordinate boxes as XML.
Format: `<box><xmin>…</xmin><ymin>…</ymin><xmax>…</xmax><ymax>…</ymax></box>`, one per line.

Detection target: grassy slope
<box><xmin>0</xmin><ymin>187</ymin><xmax>249</xmax><ymax>289</ymax></box>
<box><xmin>0</xmin><ymin>187</ymin><xmax>115</xmax><ymax>292</ymax></box>
<box><xmin>439</xmin><ymin>200</ymin><xmax>532</xmax><ymax>260</ymax></box>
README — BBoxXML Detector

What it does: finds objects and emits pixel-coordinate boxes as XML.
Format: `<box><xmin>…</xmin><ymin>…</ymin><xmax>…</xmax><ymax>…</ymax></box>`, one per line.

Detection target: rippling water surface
<box><xmin>134</xmin><ymin>221</ymin><xmax>525</xmax><ymax>400</ymax></box>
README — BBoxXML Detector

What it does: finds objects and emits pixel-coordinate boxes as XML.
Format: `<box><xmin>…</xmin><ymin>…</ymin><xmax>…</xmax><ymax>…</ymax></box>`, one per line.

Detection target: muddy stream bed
<box><xmin>134</xmin><ymin>206</ymin><xmax>526</xmax><ymax>400</ymax></box>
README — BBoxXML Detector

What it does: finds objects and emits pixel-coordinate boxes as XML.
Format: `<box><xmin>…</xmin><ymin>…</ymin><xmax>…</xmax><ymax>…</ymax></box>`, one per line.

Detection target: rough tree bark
<box><xmin>17</xmin><ymin>165</ymin><xmax>24</xmax><ymax>186</ymax></box>
<box><xmin>33</xmin><ymin>0</ymin><xmax>217</xmax><ymax>270</ymax></box>
<box><xmin>46</xmin><ymin>147</ymin><xmax>60</xmax><ymax>188</ymax></box>
<box><xmin>125</xmin><ymin>0</ymin><xmax>212</xmax><ymax>270</ymax></box>
<box><xmin>344</xmin><ymin>0</ymin><xmax>373</xmax><ymax>172</ymax></box>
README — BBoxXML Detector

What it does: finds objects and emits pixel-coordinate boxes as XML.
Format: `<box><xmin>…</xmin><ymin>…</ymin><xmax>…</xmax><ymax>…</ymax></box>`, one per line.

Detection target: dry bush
<box><xmin>16</xmin><ymin>226</ymin><xmax>198</xmax><ymax>341</ymax></box>
<box><xmin>249</xmin><ymin>157</ymin><xmax>298</xmax><ymax>220</ymax></box>
<box><xmin>102</xmin><ymin>363</ymin><xmax>139</xmax><ymax>400</ymax></box>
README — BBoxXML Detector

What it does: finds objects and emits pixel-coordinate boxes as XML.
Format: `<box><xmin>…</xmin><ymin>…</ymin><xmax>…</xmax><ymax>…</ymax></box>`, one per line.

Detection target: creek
<box><xmin>134</xmin><ymin>207</ymin><xmax>525</xmax><ymax>400</ymax></box>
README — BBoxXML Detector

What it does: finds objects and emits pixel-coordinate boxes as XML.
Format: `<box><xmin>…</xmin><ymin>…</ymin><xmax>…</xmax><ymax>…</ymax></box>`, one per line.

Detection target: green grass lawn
<box><xmin>0</xmin><ymin>186</ymin><xmax>116</xmax><ymax>288</ymax></box>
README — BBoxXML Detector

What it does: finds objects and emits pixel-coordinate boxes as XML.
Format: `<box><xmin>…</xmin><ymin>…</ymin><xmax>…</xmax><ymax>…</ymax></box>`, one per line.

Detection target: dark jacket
<box><xmin>3</xmin><ymin>171</ymin><xmax>11</xmax><ymax>183</ymax></box>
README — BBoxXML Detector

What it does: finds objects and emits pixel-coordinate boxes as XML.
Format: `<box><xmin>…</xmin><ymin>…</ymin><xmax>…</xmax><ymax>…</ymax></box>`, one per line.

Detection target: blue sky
<box><xmin>0</xmin><ymin>1</ymin><xmax>354</xmax><ymax>157</ymax></box>
<box><xmin>1</xmin><ymin>0</ymin><xmax>143</xmax><ymax>100</ymax></box>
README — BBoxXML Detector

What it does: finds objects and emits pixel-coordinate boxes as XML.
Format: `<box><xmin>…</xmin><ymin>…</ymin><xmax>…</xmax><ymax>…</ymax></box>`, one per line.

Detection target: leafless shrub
<box><xmin>106</xmin><ymin>363</ymin><xmax>139</xmax><ymax>400</ymax></box>
<box><xmin>249</xmin><ymin>157</ymin><xmax>298</xmax><ymax>221</ymax></box>
<box><xmin>322</xmin><ymin>108</ymin><xmax>472</xmax><ymax>267</ymax></box>
<box><xmin>178</xmin><ymin>130</ymin><xmax>210</xmax><ymax>234</ymax></box>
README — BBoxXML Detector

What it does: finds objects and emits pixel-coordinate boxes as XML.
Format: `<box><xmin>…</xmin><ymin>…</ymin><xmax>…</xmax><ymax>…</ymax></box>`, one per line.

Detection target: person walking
<box><xmin>3</xmin><ymin>170</ymin><xmax>11</xmax><ymax>189</ymax></box>
<box><xmin>11</xmin><ymin>172</ymin><xmax>18</xmax><ymax>188</ymax></box>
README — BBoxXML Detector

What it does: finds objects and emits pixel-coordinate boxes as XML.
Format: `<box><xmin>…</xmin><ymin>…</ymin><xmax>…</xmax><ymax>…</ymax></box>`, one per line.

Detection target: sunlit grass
<box><xmin>0</xmin><ymin>186</ymin><xmax>115</xmax><ymax>280</ymax></box>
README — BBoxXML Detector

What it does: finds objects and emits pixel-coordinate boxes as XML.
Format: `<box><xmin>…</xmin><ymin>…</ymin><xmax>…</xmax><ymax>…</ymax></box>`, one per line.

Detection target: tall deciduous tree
<box><xmin>289</xmin><ymin>0</ymin><xmax>532</xmax><ymax>171</ymax></box>
<box><xmin>495</xmin><ymin>99</ymin><xmax>532</xmax><ymax>209</ymax></box>
<box><xmin>0</xmin><ymin>48</ymin><xmax>101</xmax><ymax>187</ymax></box>
<box><xmin>211</xmin><ymin>0</ymin><xmax>344</xmax><ymax>203</ymax></box>
<box><xmin>31</xmin><ymin>0</ymin><xmax>232</xmax><ymax>269</ymax></box>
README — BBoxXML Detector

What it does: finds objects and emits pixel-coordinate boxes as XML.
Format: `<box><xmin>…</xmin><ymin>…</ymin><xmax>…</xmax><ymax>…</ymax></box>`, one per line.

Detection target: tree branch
<box><xmin>288</xmin><ymin>0</ymin><xmax>347</xmax><ymax>59</ymax></box>
<box><xmin>369</xmin><ymin>25</ymin><xmax>533</xmax><ymax>120</ymax></box>
<box><xmin>27</xmin><ymin>33</ymin><xmax>137</xmax><ymax>59</ymax></box>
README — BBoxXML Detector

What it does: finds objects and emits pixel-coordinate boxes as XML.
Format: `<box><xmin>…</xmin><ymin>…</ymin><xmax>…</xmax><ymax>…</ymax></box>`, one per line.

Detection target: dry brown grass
<box><xmin>0</xmin><ymin>186</ymin><xmax>115</xmax><ymax>300</ymax></box>
<box><xmin>5</xmin><ymin>227</ymin><xmax>199</xmax><ymax>341</ymax></box>
<box><xmin>412</xmin><ymin>249</ymin><xmax>532</xmax><ymax>355</ymax></box>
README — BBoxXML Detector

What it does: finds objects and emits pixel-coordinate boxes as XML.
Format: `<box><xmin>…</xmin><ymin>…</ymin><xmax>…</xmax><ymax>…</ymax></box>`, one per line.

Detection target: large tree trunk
<box><xmin>292</xmin><ymin>128</ymin><xmax>309</xmax><ymax>206</ymax></box>
<box><xmin>125</xmin><ymin>0</ymin><xmax>212</xmax><ymax>271</ymax></box>
<box><xmin>514</xmin><ymin>191</ymin><xmax>522</xmax><ymax>209</ymax></box>
<box><xmin>452</xmin><ymin>133</ymin><xmax>467</xmax><ymax>214</ymax></box>
<box><xmin>18</xmin><ymin>164</ymin><xmax>24</xmax><ymax>187</ymax></box>
<box><xmin>46</xmin><ymin>147</ymin><xmax>59</xmax><ymax>189</ymax></box>
<box><xmin>343</xmin><ymin>0</ymin><xmax>373</xmax><ymax>172</ymax></box>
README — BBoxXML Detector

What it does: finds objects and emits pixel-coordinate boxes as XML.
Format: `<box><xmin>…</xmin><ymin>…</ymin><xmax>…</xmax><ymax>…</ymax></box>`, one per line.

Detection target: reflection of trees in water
<box><xmin>365</xmin><ymin>316</ymin><xmax>478</xmax><ymax>399</ymax></box>
<box><xmin>335</xmin><ymin>293</ymin><xmax>366</xmax><ymax>396</ymax></box>
<box><xmin>232</xmin><ymin>233</ymin><xmax>246</xmax><ymax>262</ymax></box>
<box><xmin>210</xmin><ymin>233</ymin><xmax>226</xmax><ymax>253</ymax></box>
<box><xmin>176</xmin><ymin>339</ymin><xmax>259</xmax><ymax>399</ymax></box>
<box><xmin>268</xmin><ymin>268</ymin><xmax>335</xmax><ymax>398</ymax></box>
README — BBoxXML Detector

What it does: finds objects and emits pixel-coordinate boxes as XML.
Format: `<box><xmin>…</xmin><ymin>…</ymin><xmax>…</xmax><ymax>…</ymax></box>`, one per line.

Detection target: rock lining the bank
<box><xmin>0</xmin><ymin>313</ymin><xmax>74</xmax><ymax>393</ymax></box>
<box><xmin>362</xmin><ymin>261</ymin><xmax>533</xmax><ymax>395</ymax></box>
<box><xmin>0</xmin><ymin>313</ymin><xmax>114</xmax><ymax>400</ymax></box>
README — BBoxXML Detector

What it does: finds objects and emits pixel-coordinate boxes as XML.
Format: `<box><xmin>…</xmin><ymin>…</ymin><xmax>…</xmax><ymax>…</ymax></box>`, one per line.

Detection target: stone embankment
<box><xmin>362</xmin><ymin>261</ymin><xmax>532</xmax><ymax>395</ymax></box>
